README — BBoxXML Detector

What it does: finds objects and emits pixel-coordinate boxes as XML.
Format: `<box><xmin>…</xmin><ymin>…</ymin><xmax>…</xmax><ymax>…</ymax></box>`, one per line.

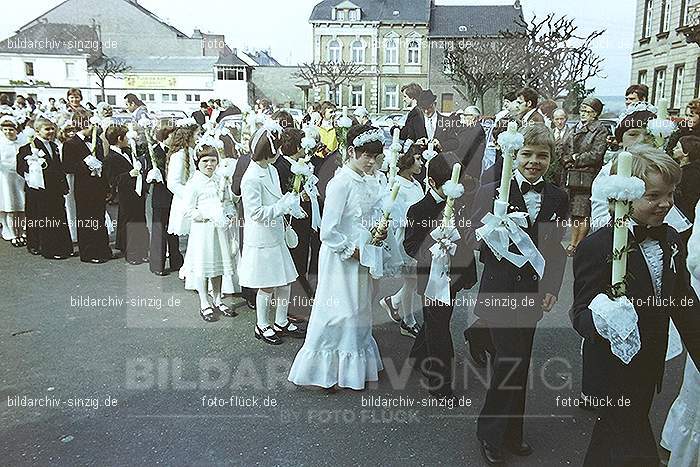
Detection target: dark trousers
<box><xmin>149</xmin><ymin>205</ymin><xmax>183</xmax><ymax>273</ymax></box>
<box><xmin>410</xmin><ymin>295</ymin><xmax>455</xmax><ymax>395</ymax></box>
<box><xmin>116</xmin><ymin>196</ymin><xmax>149</xmax><ymax>262</ymax></box>
<box><xmin>75</xmin><ymin>195</ymin><xmax>111</xmax><ymax>262</ymax></box>
<box><xmin>477</xmin><ymin>325</ymin><xmax>536</xmax><ymax>449</ymax></box>
<box><xmin>25</xmin><ymin>188</ymin><xmax>73</xmax><ymax>258</ymax></box>
<box><xmin>583</xmin><ymin>383</ymin><xmax>658</xmax><ymax>467</ymax></box>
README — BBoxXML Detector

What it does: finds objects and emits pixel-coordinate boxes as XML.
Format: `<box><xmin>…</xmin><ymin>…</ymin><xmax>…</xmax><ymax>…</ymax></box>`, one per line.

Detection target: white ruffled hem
<box><xmin>288</xmin><ymin>339</ymin><xmax>384</xmax><ymax>390</ymax></box>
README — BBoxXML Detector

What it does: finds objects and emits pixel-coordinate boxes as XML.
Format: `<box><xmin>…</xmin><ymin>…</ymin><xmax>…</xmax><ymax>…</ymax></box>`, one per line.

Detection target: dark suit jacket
<box><xmin>61</xmin><ymin>134</ymin><xmax>107</xmax><ymax>203</ymax></box>
<box><xmin>404</xmin><ymin>192</ymin><xmax>477</xmax><ymax>298</ymax></box>
<box><xmin>16</xmin><ymin>139</ymin><xmax>68</xmax><ymax>197</ymax></box>
<box><xmin>469</xmin><ymin>179</ymin><xmax>569</xmax><ymax>325</ymax></box>
<box><xmin>216</xmin><ymin>105</ymin><xmax>242</xmax><ymax>123</ymax></box>
<box><xmin>675</xmin><ymin>160</ymin><xmax>700</xmax><ymax>222</ymax></box>
<box><xmin>400</xmin><ymin>106</ymin><xmax>424</xmax><ymax>141</ymax></box>
<box><xmin>191</xmin><ymin>110</ymin><xmax>207</xmax><ymax>127</ymax></box>
<box><xmin>144</xmin><ymin>144</ymin><xmax>173</xmax><ymax>209</ymax></box>
<box><xmin>232</xmin><ymin>153</ymin><xmax>251</xmax><ymax>197</ymax></box>
<box><xmin>571</xmin><ymin>224</ymin><xmax>700</xmax><ymax>398</ymax></box>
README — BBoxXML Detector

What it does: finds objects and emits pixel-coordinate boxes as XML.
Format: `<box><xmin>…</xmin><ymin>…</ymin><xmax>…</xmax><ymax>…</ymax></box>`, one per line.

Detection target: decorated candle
<box><xmin>657</xmin><ymin>98</ymin><xmax>669</xmax><ymax>120</ymax></box>
<box><xmin>383</xmin><ymin>182</ymin><xmax>401</xmax><ymax>221</ymax></box>
<box><xmin>611</xmin><ymin>151</ymin><xmax>633</xmax><ymax>294</ymax></box>
<box><xmin>428</xmin><ymin>141</ymin><xmax>434</xmax><ymax>153</ymax></box>
<box><xmin>342</xmin><ymin>106</ymin><xmax>348</xmax><ymax>118</ymax></box>
<box><xmin>91</xmin><ymin>124</ymin><xmax>98</xmax><ymax>156</ymax></box>
<box><xmin>392</xmin><ymin>128</ymin><xmax>400</xmax><ymax>146</ymax></box>
<box><xmin>497</xmin><ymin>121</ymin><xmax>519</xmax><ymax>204</ymax></box>
<box><xmin>442</xmin><ymin>163</ymin><xmax>462</xmax><ymax>225</ymax></box>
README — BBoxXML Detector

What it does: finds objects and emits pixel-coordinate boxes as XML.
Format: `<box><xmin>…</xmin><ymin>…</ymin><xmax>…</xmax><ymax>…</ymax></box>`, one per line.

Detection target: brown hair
<box><xmin>401</xmin><ymin>83</ymin><xmax>423</xmax><ymax>100</ymax></box>
<box><xmin>166</xmin><ymin>126</ymin><xmax>197</xmax><ymax>179</ymax></box>
<box><xmin>194</xmin><ymin>145</ymin><xmax>219</xmax><ymax>169</ymax></box>
<box><xmin>625</xmin><ymin>84</ymin><xmax>649</xmax><ymax>101</ymax></box>
<box><xmin>519</xmin><ymin>123</ymin><xmax>554</xmax><ymax>157</ymax></box>
<box><xmin>279</xmin><ymin>128</ymin><xmax>304</xmax><ymax>156</ymax></box>
<box><xmin>680</xmin><ymin>136</ymin><xmax>700</xmax><ymax>162</ymax></box>
<box><xmin>517</xmin><ymin>87</ymin><xmax>539</xmax><ymax>108</ymax></box>
<box><xmin>105</xmin><ymin>124</ymin><xmax>127</xmax><ymax>145</ymax></box>
<box><xmin>687</xmin><ymin>98</ymin><xmax>700</xmax><ymax>117</ymax></box>
<box><xmin>67</xmin><ymin>87</ymin><xmax>82</xmax><ymax>99</ymax></box>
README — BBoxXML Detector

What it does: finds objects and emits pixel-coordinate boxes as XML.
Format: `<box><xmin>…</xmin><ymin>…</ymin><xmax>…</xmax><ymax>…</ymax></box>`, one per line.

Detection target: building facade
<box><xmin>631</xmin><ymin>0</ymin><xmax>700</xmax><ymax>114</ymax></box>
<box><xmin>0</xmin><ymin>0</ymin><xmax>251</xmax><ymax>111</ymax></box>
<box><xmin>309</xmin><ymin>0</ymin><xmax>430</xmax><ymax>113</ymax></box>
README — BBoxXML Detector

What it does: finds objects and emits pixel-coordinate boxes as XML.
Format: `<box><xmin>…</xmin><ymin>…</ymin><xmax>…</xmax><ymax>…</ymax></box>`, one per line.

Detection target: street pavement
<box><xmin>0</xmin><ymin>238</ymin><xmax>687</xmax><ymax>466</ymax></box>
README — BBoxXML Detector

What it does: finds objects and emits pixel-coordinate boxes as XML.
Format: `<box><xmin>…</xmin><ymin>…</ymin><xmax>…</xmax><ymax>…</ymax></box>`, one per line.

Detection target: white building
<box><xmin>0</xmin><ymin>0</ymin><xmax>252</xmax><ymax>111</ymax></box>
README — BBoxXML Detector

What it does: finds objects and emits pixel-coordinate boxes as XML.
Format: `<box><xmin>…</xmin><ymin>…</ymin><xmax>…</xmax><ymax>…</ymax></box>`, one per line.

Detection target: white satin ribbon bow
<box><xmin>425</xmin><ymin>225</ymin><xmax>461</xmax><ymax>305</ymax></box>
<box><xmin>24</xmin><ymin>149</ymin><xmax>47</xmax><ymax>189</ymax></box>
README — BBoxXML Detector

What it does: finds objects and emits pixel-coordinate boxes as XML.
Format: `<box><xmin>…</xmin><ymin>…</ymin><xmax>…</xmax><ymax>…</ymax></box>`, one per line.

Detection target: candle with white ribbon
<box><xmin>443</xmin><ymin>163</ymin><xmax>461</xmax><ymax>226</ymax></box>
<box><xmin>611</xmin><ymin>151</ymin><xmax>633</xmax><ymax>293</ymax></box>
<box><xmin>657</xmin><ymin>98</ymin><xmax>669</xmax><ymax>120</ymax></box>
<box><xmin>497</xmin><ymin>122</ymin><xmax>519</xmax><ymax>206</ymax></box>
<box><xmin>388</xmin><ymin>128</ymin><xmax>401</xmax><ymax>186</ymax></box>
<box><xmin>342</xmin><ymin>106</ymin><xmax>348</xmax><ymax>118</ymax></box>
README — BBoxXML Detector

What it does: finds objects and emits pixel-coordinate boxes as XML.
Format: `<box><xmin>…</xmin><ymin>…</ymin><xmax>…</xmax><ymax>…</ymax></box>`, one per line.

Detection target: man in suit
<box><xmin>404</xmin><ymin>153</ymin><xmax>477</xmax><ymax>399</ymax></box>
<box><xmin>191</xmin><ymin>102</ymin><xmax>209</xmax><ymax>128</ymax></box>
<box><xmin>471</xmin><ymin>124</ymin><xmax>569</xmax><ymax>465</ymax></box>
<box><xmin>16</xmin><ymin>118</ymin><xmax>73</xmax><ymax>259</ymax></box>
<box><xmin>515</xmin><ymin>87</ymin><xmax>545</xmax><ymax>125</ymax></box>
<box><xmin>571</xmin><ymin>148</ymin><xmax>700</xmax><ymax>467</ymax></box>
<box><xmin>61</xmin><ymin>109</ymin><xmax>112</xmax><ymax>263</ymax></box>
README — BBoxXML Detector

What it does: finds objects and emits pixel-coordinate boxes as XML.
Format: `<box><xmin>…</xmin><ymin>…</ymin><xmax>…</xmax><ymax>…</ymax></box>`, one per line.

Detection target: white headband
<box><xmin>352</xmin><ymin>128</ymin><xmax>385</xmax><ymax>148</ymax></box>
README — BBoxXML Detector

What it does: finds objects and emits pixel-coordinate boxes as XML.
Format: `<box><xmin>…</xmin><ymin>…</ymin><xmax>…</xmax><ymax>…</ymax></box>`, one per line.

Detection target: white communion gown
<box><xmin>288</xmin><ymin>165</ymin><xmax>384</xmax><ymax>390</ymax></box>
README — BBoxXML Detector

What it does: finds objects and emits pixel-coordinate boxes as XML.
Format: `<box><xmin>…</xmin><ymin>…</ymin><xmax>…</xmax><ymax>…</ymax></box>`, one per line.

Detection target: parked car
<box><xmin>373</xmin><ymin>113</ymin><xmax>406</xmax><ymax>129</ymax></box>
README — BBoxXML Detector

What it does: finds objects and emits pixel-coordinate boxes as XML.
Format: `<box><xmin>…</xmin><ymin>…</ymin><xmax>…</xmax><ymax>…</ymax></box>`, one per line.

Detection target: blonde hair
<box><xmin>610</xmin><ymin>144</ymin><xmax>681</xmax><ymax>186</ymax></box>
<box><xmin>33</xmin><ymin>117</ymin><xmax>56</xmax><ymax>131</ymax></box>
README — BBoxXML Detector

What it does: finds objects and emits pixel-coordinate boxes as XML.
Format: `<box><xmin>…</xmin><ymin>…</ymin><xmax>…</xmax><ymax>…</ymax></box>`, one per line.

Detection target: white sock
<box><xmin>196</xmin><ymin>279</ymin><xmax>212</xmax><ymax>311</ymax></box>
<box><xmin>256</xmin><ymin>290</ymin><xmax>273</xmax><ymax>331</ymax></box>
<box><xmin>274</xmin><ymin>285</ymin><xmax>293</xmax><ymax>328</ymax></box>
<box><xmin>399</xmin><ymin>277</ymin><xmax>417</xmax><ymax>327</ymax></box>
<box><xmin>390</xmin><ymin>286</ymin><xmax>404</xmax><ymax>309</ymax></box>
<box><xmin>210</xmin><ymin>276</ymin><xmax>223</xmax><ymax>306</ymax></box>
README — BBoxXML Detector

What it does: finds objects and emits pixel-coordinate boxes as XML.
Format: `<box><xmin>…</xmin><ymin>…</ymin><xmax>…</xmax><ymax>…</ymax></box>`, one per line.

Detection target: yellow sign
<box><xmin>124</xmin><ymin>75</ymin><xmax>177</xmax><ymax>89</ymax></box>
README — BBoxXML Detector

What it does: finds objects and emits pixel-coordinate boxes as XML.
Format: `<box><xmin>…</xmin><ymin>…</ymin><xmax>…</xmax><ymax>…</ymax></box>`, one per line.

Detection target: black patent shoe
<box><xmin>273</xmin><ymin>321</ymin><xmax>306</xmax><ymax>338</ymax></box>
<box><xmin>507</xmin><ymin>440</ymin><xmax>533</xmax><ymax>456</ymax></box>
<box><xmin>255</xmin><ymin>325</ymin><xmax>282</xmax><ymax>345</ymax></box>
<box><xmin>480</xmin><ymin>440</ymin><xmax>505</xmax><ymax>466</ymax></box>
<box><xmin>199</xmin><ymin>307</ymin><xmax>217</xmax><ymax>322</ymax></box>
<box><xmin>245</xmin><ymin>297</ymin><xmax>256</xmax><ymax>310</ymax></box>
<box><xmin>215</xmin><ymin>303</ymin><xmax>238</xmax><ymax>317</ymax></box>
<box><xmin>287</xmin><ymin>313</ymin><xmax>307</xmax><ymax>324</ymax></box>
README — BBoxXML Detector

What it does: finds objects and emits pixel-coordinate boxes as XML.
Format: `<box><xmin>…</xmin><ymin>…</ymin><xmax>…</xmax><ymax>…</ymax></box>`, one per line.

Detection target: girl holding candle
<box><xmin>380</xmin><ymin>141</ymin><xmax>426</xmax><ymax>338</ymax></box>
<box><xmin>288</xmin><ymin>124</ymin><xmax>388</xmax><ymax>390</ymax></box>
<box><xmin>571</xmin><ymin>146</ymin><xmax>700</xmax><ymax>467</ymax></box>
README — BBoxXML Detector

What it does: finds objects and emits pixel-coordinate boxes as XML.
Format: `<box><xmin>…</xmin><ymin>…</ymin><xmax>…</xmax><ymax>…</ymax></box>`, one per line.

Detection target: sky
<box><xmin>0</xmin><ymin>0</ymin><xmax>634</xmax><ymax>95</ymax></box>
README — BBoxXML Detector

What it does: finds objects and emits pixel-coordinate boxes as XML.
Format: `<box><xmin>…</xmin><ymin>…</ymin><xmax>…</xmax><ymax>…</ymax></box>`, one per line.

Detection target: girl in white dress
<box><xmin>288</xmin><ymin>124</ymin><xmax>388</xmax><ymax>390</ymax></box>
<box><xmin>0</xmin><ymin>117</ymin><xmax>26</xmax><ymax>245</ymax></box>
<box><xmin>379</xmin><ymin>141</ymin><xmax>425</xmax><ymax>338</ymax></box>
<box><xmin>238</xmin><ymin>123</ymin><xmax>305</xmax><ymax>344</ymax></box>
<box><xmin>660</xmin><ymin>200</ymin><xmax>700</xmax><ymax>467</ymax></box>
<box><xmin>181</xmin><ymin>145</ymin><xmax>238</xmax><ymax>322</ymax></box>
<box><xmin>166</xmin><ymin>124</ymin><xmax>198</xmax><ymax>237</ymax></box>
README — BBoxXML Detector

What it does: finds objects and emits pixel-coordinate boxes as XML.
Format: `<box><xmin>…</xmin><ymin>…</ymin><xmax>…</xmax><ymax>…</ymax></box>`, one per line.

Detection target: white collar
<box><xmin>514</xmin><ymin>170</ymin><xmax>544</xmax><ymax>190</ymax></box>
<box><xmin>429</xmin><ymin>188</ymin><xmax>445</xmax><ymax>204</ymax></box>
<box><xmin>110</xmin><ymin>145</ymin><xmax>124</xmax><ymax>155</ymax></box>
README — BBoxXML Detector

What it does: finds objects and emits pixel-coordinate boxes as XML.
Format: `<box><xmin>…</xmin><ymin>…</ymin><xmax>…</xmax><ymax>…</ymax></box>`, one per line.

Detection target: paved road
<box><xmin>1</xmin><ymin>240</ymin><xmax>686</xmax><ymax>466</ymax></box>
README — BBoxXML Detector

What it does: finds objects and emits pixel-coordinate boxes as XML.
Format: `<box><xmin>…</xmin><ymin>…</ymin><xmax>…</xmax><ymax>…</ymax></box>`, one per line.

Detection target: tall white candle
<box><xmin>611</xmin><ymin>151</ymin><xmax>633</xmax><ymax>294</ymax></box>
<box><xmin>657</xmin><ymin>98</ymin><xmax>669</xmax><ymax>120</ymax></box>
<box><xmin>497</xmin><ymin>121</ymin><xmax>519</xmax><ymax>204</ymax></box>
<box><xmin>443</xmin><ymin>163</ymin><xmax>461</xmax><ymax>226</ymax></box>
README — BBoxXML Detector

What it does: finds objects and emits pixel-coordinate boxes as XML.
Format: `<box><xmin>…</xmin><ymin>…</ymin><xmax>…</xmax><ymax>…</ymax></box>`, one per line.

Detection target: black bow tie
<box><xmin>634</xmin><ymin>224</ymin><xmax>666</xmax><ymax>242</ymax></box>
<box><xmin>520</xmin><ymin>180</ymin><xmax>544</xmax><ymax>194</ymax></box>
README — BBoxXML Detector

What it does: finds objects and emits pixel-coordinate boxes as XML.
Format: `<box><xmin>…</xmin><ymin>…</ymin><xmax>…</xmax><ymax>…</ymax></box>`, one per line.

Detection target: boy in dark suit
<box><xmin>403</xmin><ymin>153</ymin><xmax>477</xmax><ymax>399</ymax></box>
<box><xmin>145</xmin><ymin>120</ymin><xmax>183</xmax><ymax>275</ymax></box>
<box><xmin>103</xmin><ymin>124</ymin><xmax>149</xmax><ymax>264</ymax></box>
<box><xmin>471</xmin><ymin>124</ymin><xmax>569</xmax><ymax>464</ymax></box>
<box><xmin>572</xmin><ymin>146</ymin><xmax>700</xmax><ymax>467</ymax></box>
<box><xmin>61</xmin><ymin>109</ymin><xmax>112</xmax><ymax>263</ymax></box>
<box><xmin>16</xmin><ymin>117</ymin><xmax>73</xmax><ymax>259</ymax></box>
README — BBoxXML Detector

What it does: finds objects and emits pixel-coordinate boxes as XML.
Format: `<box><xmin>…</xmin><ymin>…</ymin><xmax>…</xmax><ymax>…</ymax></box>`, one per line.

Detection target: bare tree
<box><xmin>294</xmin><ymin>61</ymin><xmax>364</xmax><ymax>104</ymax></box>
<box><xmin>89</xmin><ymin>56</ymin><xmax>132</xmax><ymax>100</ymax></box>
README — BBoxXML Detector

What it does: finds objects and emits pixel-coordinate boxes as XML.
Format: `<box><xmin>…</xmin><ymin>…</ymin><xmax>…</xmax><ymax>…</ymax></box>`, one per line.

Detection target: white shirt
<box><xmin>424</xmin><ymin>112</ymin><xmax>438</xmax><ymax>140</ymax></box>
<box><xmin>36</xmin><ymin>137</ymin><xmax>57</xmax><ymax>160</ymax></box>
<box><xmin>110</xmin><ymin>144</ymin><xmax>132</xmax><ymax>165</ymax></box>
<box><xmin>429</xmin><ymin>188</ymin><xmax>445</xmax><ymax>204</ymax></box>
<box><xmin>553</xmin><ymin>126</ymin><xmax>567</xmax><ymax>141</ymax></box>
<box><xmin>628</xmin><ymin>220</ymin><xmax>664</xmax><ymax>298</ymax></box>
<box><xmin>514</xmin><ymin>170</ymin><xmax>543</xmax><ymax>222</ymax></box>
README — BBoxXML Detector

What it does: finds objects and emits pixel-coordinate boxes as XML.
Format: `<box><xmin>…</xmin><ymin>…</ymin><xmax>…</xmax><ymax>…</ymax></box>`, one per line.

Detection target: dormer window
<box><xmin>333</xmin><ymin>2</ymin><xmax>361</xmax><ymax>22</ymax></box>
<box><xmin>337</xmin><ymin>9</ymin><xmax>346</xmax><ymax>21</ymax></box>
<box><xmin>349</xmin><ymin>9</ymin><xmax>359</xmax><ymax>21</ymax></box>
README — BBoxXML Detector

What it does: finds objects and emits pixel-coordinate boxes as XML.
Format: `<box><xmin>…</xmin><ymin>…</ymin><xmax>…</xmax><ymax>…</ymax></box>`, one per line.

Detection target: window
<box><xmin>638</xmin><ymin>70</ymin><xmax>648</xmax><ymax>86</ymax></box>
<box><xmin>351</xmin><ymin>84</ymin><xmax>364</xmax><ymax>107</ymax></box>
<box><xmin>140</xmin><ymin>93</ymin><xmax>147</xmax><ymax>101</ymax></box>
<box><xmin>171</xmin><ymin>94</ymin><xmax>178</xmax><ymax>102</ymax></box>
<box><xmin>671</xmin><ymin>65</ymin><xmax>685</xmax><ymax>109</ymax></box>
<box><xmin>680</xmin><ymin>0</ymin><xmax>688</xmax><ymax>26</ymax></box>
<box><xmin>148</xmin><ymin>93</ymin><xmax>155</xmax><ymax>102</ymax></box>
<box><xmin>194</xmin><ymin>94</ymin><xmax>201</xmax><ymax>101</ymax></box>
<box><xmin>652</xmin><ymin>67</ymin><xmax>666</xmax><ymax>103</ymax></box>
<box><xmin>643</xmin><ymin>0</ymin><xmax>653</xmax><ymax>38</ymax></box>
<box><xmin>443</xmin><ymin>57</ymin><xmax>453</xmax><ymax>75</ymax></box>
<box><xmin>385</xmin><ymin>38</ymin><xmax>398</xmax><ymax>64</ymax></box>
<box><xmin>351</xmin><ymin>40</ymin><xmax>364</xmax><ymax>64</ymax></box>
<box><xmin>162</xmin><ymin>94</ymin><xmax>170</xmax><ymax>102</ymax></box>
<box><xmin>328</xmin><ymin>40</ymin><xmax>341</xmax><ymax>63</ymax></box>
<box><xmin>349</xmin><ymin>9</ymin><xmax>359</xmax><ymax>21</ymax></box>
<box><xmin>384</xmin><ymin>84</ymin><xmax>398</xmax><ymax>109</ymax></box>
<box><xmin>216</xmin><ymin>66</ymin><xmax>244</xmax><ymax>80</ymax></box>
<box><xmin>65</xmin><ymin>62</ymin><xmax>75</xmax><ymax>79</ymax></box>
<box><xmin>407</xmin><ymin>40</ymin><xmax>420</xmax><ymax>64</ymax></box>
<box><xmin>337</xmin><ymin>9</ymin><xmax>346</xmax><ymax>21</ymax></box>
<box><xmin>107</xmin><ymin>95</ymin><xmax>116</xmax><ymax>105</ymax></box>
<box><xmin>327</xmin><ymin>85</ymin><xmax>340</xmax><ymax>106</ymax></box>
<box><xmin>24</xmin><ymin>62</ymin><xmax>34</xmax><ymax>77</ymax></box>
<box><xmin>660</xmin><ymin>0</ymin><xmax>670</xmax><ymax>33</ymax></box>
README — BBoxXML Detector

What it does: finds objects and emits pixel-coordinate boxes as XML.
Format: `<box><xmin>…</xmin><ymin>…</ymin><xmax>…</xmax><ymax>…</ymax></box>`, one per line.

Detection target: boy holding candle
<box><xmin>471</xmin><ymin>124</ymin><xmax>569</xmax><ymax>464</ymax></box>
<box><xmin>403</xmin><ymin>153</ymin><xmax>476</xmax><ymax>399</ymax></box>
<box><xmin>571</xmin><ymin>146</ymin><xmax>700</xmax><ymax>467</ymax></box>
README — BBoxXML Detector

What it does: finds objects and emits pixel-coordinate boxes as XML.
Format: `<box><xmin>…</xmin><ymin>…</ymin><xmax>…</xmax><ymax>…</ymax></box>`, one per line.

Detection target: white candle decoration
<box><xmin>611</xmin><ymin>151</ymin><xmax>633</xmax><ymax>293</ymax></box>
<box><xmin>443</xmin><ymin>163</ymin><xmax>462</xmax><ymax>226</ymax></box>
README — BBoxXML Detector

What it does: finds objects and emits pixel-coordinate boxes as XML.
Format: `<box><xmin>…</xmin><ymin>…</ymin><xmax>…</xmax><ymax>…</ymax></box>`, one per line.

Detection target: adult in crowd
<box><xmin>66</xmin><ymin>88</ymin><xmax>85</xmax><ymax>113</ymax></box>
<box><xmin>667</xmin><ymin>98</ymin><xmax>700</xmax><ymax>158</ymax></box>
<box><xmin>124</xmin><ymin>93</ymin><xmax>148</xmax><ymax>122</ymax></box>
<box><xmin>673</xmin><ymin>135</ymin><xmax>700</xmax><ymax>222</ymax></box>
<box><xmin>191</xmin><ymin>102</ymin><xmax>209</xmax><ymax>127</ymax></box>
<box><xmin>399</xmin><ymin>82</ymin><xmax>423</xmax><ymax>141</ymax></box>
<box><xmin>216</xmin><ymin>99</ymin><xmax>242</xmax><ymax>123</ymax></box>
<box><xmin>515</xmin><ymin>87</ymin><xmax>545</xmax><ymax>125</ymax></box>
<box><xmin>561</xmin><ymin>97</ymin><xmax>609</xmax><ymax>256</ymax></box>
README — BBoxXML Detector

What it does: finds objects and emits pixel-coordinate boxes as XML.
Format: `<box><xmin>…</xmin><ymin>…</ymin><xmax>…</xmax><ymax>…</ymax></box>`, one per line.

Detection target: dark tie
<box><xmin>633</xmin><ymin>224</ymin><xmax>666</xmax><ymax>242</ymax></box>
<box><xmin>520</xmin><ymin>180</ymin><xmax>544</xmax><ymax>194</ymax></box>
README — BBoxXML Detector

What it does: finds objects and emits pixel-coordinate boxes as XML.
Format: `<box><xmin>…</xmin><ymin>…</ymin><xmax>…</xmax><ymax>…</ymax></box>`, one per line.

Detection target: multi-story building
<box><xmin>309</xmin><ymin>0</ymin><xmax>431</xmax><ymax>113</ymax></box>
<box><xmin>0</xmin><ymin>0</ymin><xmax>252</xmax><ymax>111</ymax></box>
<box><xmin>427</xmin><ymin>2</ymin><xmax>523</xmax><ymax>115</ymax></box>
<box><xmin>631</xmin><ymin>0</ymin><xmax>700</xmax><ymax>114</ymax></box>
